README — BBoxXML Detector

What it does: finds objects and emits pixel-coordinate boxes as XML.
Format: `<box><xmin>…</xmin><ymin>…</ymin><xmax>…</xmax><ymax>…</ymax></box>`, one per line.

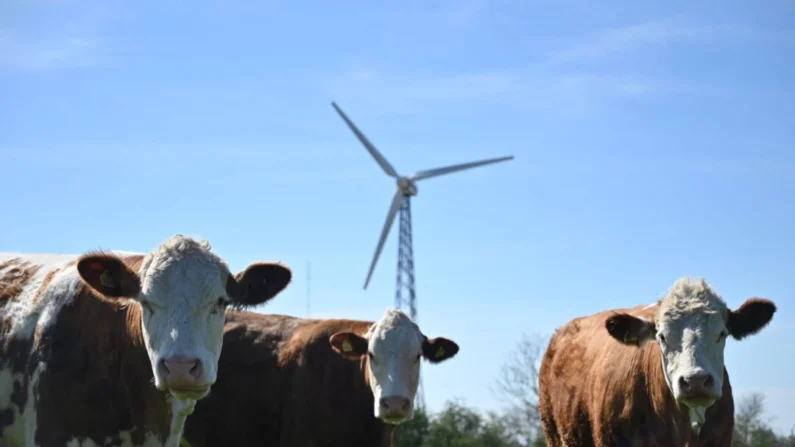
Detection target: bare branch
<box><xmin>491</xmin><ymin>333</ymin><xmax>548</xmax><ymax>446</ymax></box>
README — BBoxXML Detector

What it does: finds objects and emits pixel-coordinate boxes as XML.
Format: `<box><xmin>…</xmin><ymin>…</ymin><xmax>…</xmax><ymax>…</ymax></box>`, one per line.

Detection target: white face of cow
<box><xmin>654</xmin><ymin>298</ymin><xmax>729</xmax><ymax>408</ymax></box>
<box><xmin>606</xmin><ymin>277</ymin><xmax>776</xmax><ymax>411</ymax></box>
<box><xmin>76</xmin><ymin>235</ymin><xmax>292</xmax><ymax>401</ymax></box>
<box><xmin>329</xmin><ymin>309</ymin><xmax>459</xmax><ymax>424</ymax></box>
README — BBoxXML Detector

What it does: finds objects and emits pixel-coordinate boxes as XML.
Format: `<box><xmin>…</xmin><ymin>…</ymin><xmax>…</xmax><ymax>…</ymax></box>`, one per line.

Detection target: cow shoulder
<box><xmin>541</xmin><ymin>305</ymin><xmax>676</xmax><ymax>444</ymax></box>
<box><xmin>28</xmin><ymin>256</ymin><xmax>169</xmax><ymax>445</ymax></box>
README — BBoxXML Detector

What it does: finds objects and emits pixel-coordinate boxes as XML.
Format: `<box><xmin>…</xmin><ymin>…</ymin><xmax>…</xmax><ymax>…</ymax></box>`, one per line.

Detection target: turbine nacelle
<box><xmin>330</xmin><ymin>101</ymin><xmax>514</xmax><ymax>290</ymax></box>
<box><xmin>397</xmin><ymin>178</ymin><xmax>417</xmax><ymax>197</ymax></box>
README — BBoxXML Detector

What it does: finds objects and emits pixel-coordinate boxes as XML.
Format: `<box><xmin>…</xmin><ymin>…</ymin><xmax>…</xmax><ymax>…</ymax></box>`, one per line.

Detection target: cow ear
<box><xmin>422</xmin><ymin>337</ymin><xmax>459</xmax><ymax>364</ymax></box>
<box><xmin>226</xmin><ymin>262</ymin><xmax>292</xmax><ymax>307</ymax></box>
<box><xmin>329</xmin><ymin>332</ymin><xmax>368</xmax><ymax>360</ymax></box>
<box><xmin>77</xmin><ymin>254</ymin><xmax>141</xmax><ymax>299</ymax></box>
<box><xmin>727</xmin><ymin>298</ymin><xmax>776</xmax><ymax>340</ymax></box>
<box><xmin>605</xmin><ymin>313</ymin><xmax>655</xmax><ymax>346</ymax></box>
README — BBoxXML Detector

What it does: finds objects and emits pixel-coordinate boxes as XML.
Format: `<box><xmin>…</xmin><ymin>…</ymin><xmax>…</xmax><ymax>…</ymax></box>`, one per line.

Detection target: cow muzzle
<box><xmin>157</xmin><ymin>357</ymin><xmax>211</xmax><ymax>399</ymax></box>
<box><xmin>378</xmin><ymin>396</ymin><xmax>413</xmax><ymax>424</ymax></box>
<box><xmin>677</xmin><ymin>372</ymin><xmax>719</xmax><ymax>408</ymax></box>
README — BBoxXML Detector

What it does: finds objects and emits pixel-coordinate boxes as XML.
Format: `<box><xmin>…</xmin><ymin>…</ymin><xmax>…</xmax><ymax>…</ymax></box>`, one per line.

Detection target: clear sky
<box><xmin>2</xmin><ymin>0</ymin><xmax>794</xmax><ymax>434</ymax></box>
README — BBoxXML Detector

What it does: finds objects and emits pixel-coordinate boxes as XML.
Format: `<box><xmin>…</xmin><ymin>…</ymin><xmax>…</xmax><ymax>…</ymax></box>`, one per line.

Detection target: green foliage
<box><xmin>394</xmin><ymin>401</ymin><xmax>547</xmax><ymax>447</ymax></box>
<box><xmin>394</xmin><ymin>407</ymin><xmax>431</xmax><ymax>447</ymax></box>
<box><xmin>393</xmin><ymin>401</ymin><xmax>507</xmax><ymax>447</ymax></box>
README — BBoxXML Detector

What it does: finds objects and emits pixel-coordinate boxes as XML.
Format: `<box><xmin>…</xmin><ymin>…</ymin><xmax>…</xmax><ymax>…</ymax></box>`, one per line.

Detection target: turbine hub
<box><xmin>397</xmin><ymin>177</ymin><xmax>417</xmax><ymax>197</ymax></box>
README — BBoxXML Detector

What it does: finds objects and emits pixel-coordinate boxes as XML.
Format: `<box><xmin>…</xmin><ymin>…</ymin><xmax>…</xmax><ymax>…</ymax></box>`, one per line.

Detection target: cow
<box><xmin>181</xmin><ymin>307</ymin><xmax>460</xmax><ymax>446</ymax></box>
<box><xmin>538</xmin><ymin>277</ymin><xmax>776</xmax><ymax>446</ymax></box>
<box><xmin>0</xmin><ymin>234</ymin><xmax>292</xmax><ymax>446</ymax></box>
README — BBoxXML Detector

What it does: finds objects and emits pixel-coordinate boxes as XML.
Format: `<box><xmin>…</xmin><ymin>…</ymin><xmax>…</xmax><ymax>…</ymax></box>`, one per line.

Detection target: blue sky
<box><xmin>2</xmin><ymin>0</ymin><xmax>794</xmax><ymax>433</ymax></box>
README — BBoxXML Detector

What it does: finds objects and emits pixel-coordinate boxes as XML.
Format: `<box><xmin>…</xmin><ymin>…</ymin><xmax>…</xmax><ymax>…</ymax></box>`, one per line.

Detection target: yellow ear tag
<box><xmin>100</xmin><ymin>270</ymin><xmax>115</xmax><ymax>288</ymax></box>
<box><xmin>435</xmin><ymin>346</ymin><xmax>445</xmax><ymax>358</ymax></box>
<box><xmin>341</xmin><ymin>340</ymin><xmax>353</xmax><ymax>352</ymax></box>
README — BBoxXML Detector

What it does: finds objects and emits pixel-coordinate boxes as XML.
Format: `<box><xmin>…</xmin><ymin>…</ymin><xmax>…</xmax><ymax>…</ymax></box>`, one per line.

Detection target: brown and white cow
<box><xmin>181</xmin><ymin>308</ymin><xmax>459</xmax><ymax>446</ymax></box>
<box><xmin>538</xmin><ymin>277</ymin><xmax>776</xmax><ymax>446</ymax></box>
<box><xmin>0</xmin><ymin>235</ymin><xmax>292</xmax><ymax>446</ymax></box>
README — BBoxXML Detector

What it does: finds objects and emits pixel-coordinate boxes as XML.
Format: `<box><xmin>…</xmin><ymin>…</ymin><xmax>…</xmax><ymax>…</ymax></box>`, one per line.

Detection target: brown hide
<box><xmin>182</xmin><ymin>311</ymin><xmax>395</xmax><ymax>447</ymax></box>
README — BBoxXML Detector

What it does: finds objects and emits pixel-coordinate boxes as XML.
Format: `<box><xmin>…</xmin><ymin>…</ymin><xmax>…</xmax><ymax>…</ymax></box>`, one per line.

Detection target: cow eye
<box><xmin>367</xmin><ymin>352</ymin><xmax>375</xmax><ymax>361</ymax></box>
<box><xmin>658</xmin><ymin>334</ymin><xmax>666</xmax><ymax>343</ymax></box>
<box><xmin>210</xmin><ymin>297</ymin><xmax>227</xmax><ymax>315</ymax></box>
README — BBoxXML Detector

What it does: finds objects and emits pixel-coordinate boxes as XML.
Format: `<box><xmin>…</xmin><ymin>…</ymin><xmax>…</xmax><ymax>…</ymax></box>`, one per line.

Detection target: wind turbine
<box><xmin>331</xmin><ymin>102</ymin><xmax>513</xmax><ymax>376</ymax></box>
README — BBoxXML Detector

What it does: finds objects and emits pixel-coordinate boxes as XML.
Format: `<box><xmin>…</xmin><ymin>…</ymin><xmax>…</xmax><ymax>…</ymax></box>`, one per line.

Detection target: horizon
<box><xmin>2</xmin><ymin>0</ymin><xmax>794</xmax><ymax>435</ymax></box>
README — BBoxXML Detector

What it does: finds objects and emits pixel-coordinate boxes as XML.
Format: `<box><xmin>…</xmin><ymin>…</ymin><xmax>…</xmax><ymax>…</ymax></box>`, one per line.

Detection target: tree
<box><xmin>492</xmin><ymin>333</ymin><xmax>548</xmax><ymax>446</ymax></box>
<box><xmin>425</xmin><ymin>400</ymin><xmax>517</xmax><ymax>447</ymax></box>
<box><xmin>735</xmin><ymin>393</ymin><xmax>767</xmax><ymax>446</ymax></box>
<box><xmin>394</xmin><ymin>407</ymin><xmax>431</xmax><ymax>447</ymax></box>
<box><xmin>733</xmin><ymin>392</ymin><xmax>795</xmax><ymax>447</ymax></box>
<box><xmin>394</xmin><ymin>400</ymin><xmax>520</xmax><ymax>447</ymax></box>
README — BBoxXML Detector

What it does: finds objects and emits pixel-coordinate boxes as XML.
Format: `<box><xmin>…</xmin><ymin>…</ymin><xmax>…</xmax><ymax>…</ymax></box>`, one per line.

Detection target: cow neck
<box><xmin>67</xmin><ymin>253</ymin><xmax>148</xmax><ymax>366</ymax></box>
<box><xmin>381</xmin><ymin>423</ymin><xmax>396</xmax><ymax>446</ymax></box>
<box><xmin>356</xmin><ymin>326</ymin><xmax>396</xmax><ymax>447</ymax></box>
<box><xmin>360</xmin><ymin>354</ymin><xmax>371</xmax><ymax>389</ymax></box>
<box><xmin>641</xmin><ymin>341</ymin><xmax>698</xmax><ymax>443</ymax></box>
<box><xmin>66</xmin><ymin>256</ymin><xmax>174</xmax><ymax>442</ymax></box>
<box><xmin>67</xmin><ymin>283</ymin><xmax>148</xmax><ymax>372</ymax></box>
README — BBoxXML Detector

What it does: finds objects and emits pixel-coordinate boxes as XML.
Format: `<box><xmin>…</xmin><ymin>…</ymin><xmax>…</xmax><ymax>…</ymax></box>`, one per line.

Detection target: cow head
<box><xmin>328</xmin><ymin>308</ymin><xmax>459</xmax><ymax>424</ymax></box>
<box><xmin>605</xmin><ymin>277</ymin><xmax>775</xmax><ymax>412</ymax></box>
<box><xmin>76</xmin><ymin>235</ymin><xmax>292</xmax><ymax>401</ymax></box>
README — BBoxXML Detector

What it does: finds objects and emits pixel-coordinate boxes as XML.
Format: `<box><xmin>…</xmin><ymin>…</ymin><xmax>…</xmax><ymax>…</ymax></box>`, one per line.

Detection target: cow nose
<box><xmin>380</xmin><ymin>396</ymin><xmax>411</xmax><ymax>419</ymax></box>
<box><xmin>679</xmin><ymin>372</ymin><xmax>714</xmax><ymax>393</ymax></box>
<box><xmin>159</xmin><ymin>357</ymin><xmax>204</xmax><ymax>390</ymax></box>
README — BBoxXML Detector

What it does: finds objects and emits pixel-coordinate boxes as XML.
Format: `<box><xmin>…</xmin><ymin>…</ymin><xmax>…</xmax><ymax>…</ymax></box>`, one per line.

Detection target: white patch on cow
<box><xmin>363</xmin><ymin>309</ymin><xmax>424</xmax><ymax>422</ymax></box>
<box><xmin>653</xmin><ymin>277</ymin><xmax>729</xmax><ymax>408</ymax></box>
<box><xmin>112</xmin><ymin>431</ymin><xmax>133</xmax><ymax>446</ymax></box>
<box><xmin>67</xmin><ymin>435</ymin><xmax>165</xmax><ymax>447</ymax></box>
<box><xmin>66</xmin><ymin>438</ymin><xmax>100</xmax><ymax>447</ymax></box>
<box><xmin>689</xmin><ymin>406</ymin><xmax>706</xmax><ymax>434</ymax></box>
<box><xmin>164</xmin><ymin>396</ymin><xmax>196</xmax><ymax>447</ymax></box>
<box><xmin>111</xmin><ymin>430</ymin><xmax>166</xmax><ymax>447</ymax></box>
<box><xmin>23</xmin><ymin>365</ymin><xmax>42</xmax><ymax>447</ymax></box>
<box><xmin>0</xmin><ymin>253</ymin><xmax>78</xmax><ymax>341</ymax></box>
<box><xmin>0</xmin><ymin>369</ymin><xmax>26</xmax><ymax>445</ymax></box>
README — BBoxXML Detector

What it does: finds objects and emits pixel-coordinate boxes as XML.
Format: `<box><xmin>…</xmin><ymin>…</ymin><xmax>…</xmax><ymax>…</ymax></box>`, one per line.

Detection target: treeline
<box><xmin>394</xmin><ymin>334</ymin><xmax>793</xmax><ymax>447</ymax></box>
<box><xmin>394</xmin><ymin>401</ymin><xmax>544</xmax><ymax>447</ymax></box>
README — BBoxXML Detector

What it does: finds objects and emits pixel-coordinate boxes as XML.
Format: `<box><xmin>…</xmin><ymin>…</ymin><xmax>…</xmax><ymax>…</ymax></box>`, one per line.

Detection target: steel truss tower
<box><xmin>394</xmin><ymin>196</ymin><xmax>424</xmax><ymax>409</ymax></box>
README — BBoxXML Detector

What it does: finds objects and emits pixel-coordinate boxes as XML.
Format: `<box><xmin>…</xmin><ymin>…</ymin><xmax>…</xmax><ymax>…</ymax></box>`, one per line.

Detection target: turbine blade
<box><xmin>410</xmin><ymin>155</ymin><xmax>514</xmax><ymax>181</ymax></box>
<box><xmin>331</xmin><ymin>102</ymin><xmax>399</xmax><ymax>178</ymax></box>
<box><xmin>364</xmin><ymin>190</ymin><xmax>404</xmax><ymax>290</ymax></box>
